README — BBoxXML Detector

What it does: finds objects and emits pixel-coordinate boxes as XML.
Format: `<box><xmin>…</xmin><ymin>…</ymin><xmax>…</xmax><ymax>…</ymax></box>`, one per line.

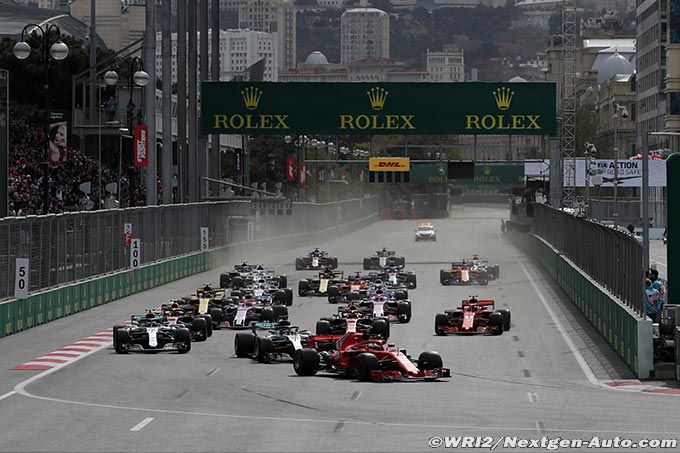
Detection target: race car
<box><xmin>415</xmin><ymin>223</ymin><xmax>437</xmax><ymax>241</ymax></box>
<box><xmin>219</xmin><ymin>298</ymin><xmax>289</xmax><ymax>329</ymax></box>
<box><xmin>316</xmin><ymin>309</ymin><xmax>391</xmax><ymax>339</ymax></box>
<box><xmin>113</xmin><ymin>313</ymin><xmax>191</xmax><ymax>354</ymax></box>
<box><xmin>298</xmin><ymin>268</ymin><xmax>345</xmax><ymax>297</ymax></box>
<box><xmin>219</xmin><ymin>263</ymin><xmax>287</xmax><ymax>289</ymax></box>
<box><xmin>354</xmin><ymin>293</ymin><xmax>412</xmax><ymax>324</ymax></box>
<box><xmin>434</xmin><ymin>297</ymin><xmax>511</xmax><ymax>335</ymax></box>
<box><xmin>160</xmin><ymin>304</ymin><xmax>213</xmax><ymax>341</ymax></box>
<box><xmin>292</xmin><ymin>331</ymin><xmax>450</xmax><ymax>381</ymax></box>
<box><xmin>440</xmin><ymin>261</ymin><xmax>490</xmax><ymax>286</ymax></box>
<box><xmin>234</xmin><ymin>326</ymin><xmax>313</xmax><ymax>362</ymax></box>
<box><xmin>295</xmin><ymin>248</ymin><xmax>338</xmax><ymax>270</ymax></box>
<box><xmin>362</xmin><ymin>248</ymin><xmax>406</xmax><ymax>270</ymax></box>
<box><xmin>378</xmin><ymin>265</ymin><xmax>417</xmax><ymax>289</ymax></box>
<box><xmin>466</xmin><ymin>255</ymin><xmax>500</xmax><ymax>280</ymax></box>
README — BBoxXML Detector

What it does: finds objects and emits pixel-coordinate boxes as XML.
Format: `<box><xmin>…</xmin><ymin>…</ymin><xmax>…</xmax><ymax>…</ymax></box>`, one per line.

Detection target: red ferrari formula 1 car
<box><xmin>293</xmin><ymin>331</ymin><xmax>450</xmax><ymax>381</ymax></box>
<box><xmin>434</xmin><ymin>297</ymin><xmax>511</xmax><ymax>335</ymax></box>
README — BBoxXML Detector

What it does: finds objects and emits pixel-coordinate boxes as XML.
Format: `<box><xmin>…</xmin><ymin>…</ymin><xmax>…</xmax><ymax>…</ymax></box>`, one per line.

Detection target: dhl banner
<box><xmin>369</xmin><ymin>157</ymin><xmax>410</xmax><ymax>172</ymax></box>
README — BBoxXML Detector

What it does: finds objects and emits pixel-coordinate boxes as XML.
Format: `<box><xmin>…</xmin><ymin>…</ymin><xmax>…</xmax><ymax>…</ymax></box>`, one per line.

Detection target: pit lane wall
<box><xmin>0</xmin><ymin>197</ymin><xmax>379</xmax><ymax>339</ymax></box>
<box><xmin>508</xmin><ymin>229</ymin><xmax>654</xmax><ymax>379</ymax></box>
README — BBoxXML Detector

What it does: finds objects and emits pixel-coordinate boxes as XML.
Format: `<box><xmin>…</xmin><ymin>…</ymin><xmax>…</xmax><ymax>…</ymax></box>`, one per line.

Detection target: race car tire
<box><xmin>298</xmin><ymin>279</ymin><xmax>310</xmax><ymax>297</ymax></box>
<box><xmin>354</xmin><ymin>353</ymin><xmax>380</xmax><ymax>381</ymax></box>
<box><xmin>435</xmin><ymin>314</ymin><xmax>449</xmax><ymax>336</ymax></box>
<box><xmin>418</xmin><ymin>351</ymin><xmax>443</xmax><ymax>370</ymax></box>
<box><xmin>175</xmin><ymin>328</ymin><xmax>191</xmax><ymax>354</ymax></box>
<box><xmin>371</xmin><ymin>318</ymin><xmax>390</xmax><ymax>340</ymax></box>
<box><xmin>331</xmin><ymin>257</ymin><xmax>338</xmax><ymax>269</ymax></box>
<box><xmin>343</xmin><ymin>292</ymin><xmax>358</xmax><ymax>302</ymax></box>
<box><xmin>232</xmin><ymin>276</ymin><xmax>244</xmax><ymax>289</ymax></box>
<box><xmin>316</xmin><ymin>320</ymin><xmax>331</xmax><ymax>335</ymax></box>
<box><xmin>284</xmin><ymin>288</ymin><xmax>293</xmax><ymax>306</ymax></box>
<box><xmin>278</xmin><ymin>275</ymin><xmax>288</xmax><ymax>289</ymax></box>
<box><xmin>490</xmin><ymin>265</ymin><xmax>500</xmax><ymax>280</ymax></box>
<box><xmin>273</xmin><ymin>305</ymin><xmax>288</xmax><ymax>320</ymax></box>
<box><xmin>209</xmin><ymin>308</ymin><xmax>223</xmax><ymax>326</ymax></box>
<box><xmin>396</xmin><ymin>256</ymin><xmax>406</xmax><ymax>267</ymax></box>
<box><xmin>112</xmin><ymin>324</ymin><xmax>126</xmax><ymax>349</ymax></box>
<box><xmin>498</xmin><ymin>309</ymin><xmax>511</xmax><ymax>331</ymax></box>
<box><xmin>201</xmin><ymin>315</ymin><xmax>213</xmax><ymax>337</ymax></box>
<box><xmin>274</xmin><ymin>290</ymin><xmax>287</xmax><ymax>304</ymax></box>
<box><xmin>192</xmin><ymin>318</ymin><xmax>208</xmax><ymax>342</ymax></box>
<box><xmin>254</xmin><ymin>336</ymin><xmax>274</xmax><ymax>363</ymax></box>
<box><xmin>395</xmin><ymin>290</ymin><xmax>408</xmax><ymax>300</ymax></box>
<box><xmin>440</xmin><ymin>270</ymin><xmax>451</xmax><ymax>286</ymax></box>
<box><xmin>488</xmin><ymin>313</ymin><xmax>503</xmax><ymax>335</ymax></box>
<box><xmin>230</xmin><ymin>290</ymin><xmax>242</xmax><ymax>299</ymax></box>
<box><xmin>397</xmin><ymin>302</ymin><xmax>412</xmax><ymax>323</ymax></box>
<box><xmin>260</xmin><ymin>307</ymin><xmax>275</xmax><ymax>322</ymax></box>
<box><xmin>406</xmin><ymin>274</ymin><xmax>417</xmax><ymax>289</ymax></box>
<box><xmin>234</xmin><ymin>332</ymin><xmax>256</xmax><ymax>358</ymax></box>
<box><xmin>295</xmin><ymin>258</ymin><xmax>304</xmax><ymax>271</ymax></box>
<box><xmin>363</xmin><ymin>258</ymin><xmax>371</xmax><ymax>270</ymax></box>
<box><xmin>219</xmin><ymin>273</ymin><xmax>231</xmax><ymax>289</ymax></box>
<box><xmin>327</xmin><ymin>286</ymin><xmax>340</xmax><ymax>303</ymax></box>
<box><xmin>293</xmin><ymin>348</ymin><xmax>320</xmax><ymax>376</ymax></box>
<box><xmin>114</xmin><ymin>328</ymin><xmax>130</xmax><ymax>354</ymax></box>
<box><xmin>479</xmin><ymin>273</ymin><xmax>489</xmax><ymax>286</ymax></box>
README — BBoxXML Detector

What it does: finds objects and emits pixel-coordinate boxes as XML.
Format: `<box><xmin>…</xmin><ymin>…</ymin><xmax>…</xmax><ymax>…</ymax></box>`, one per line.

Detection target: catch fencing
<box><xmin>532</xmin><ymin>203</ymin><xmax>644</xmax><ymax>315</ymax></box>
<box><xmin>0</xmin><ymin>197</ymin><xmax>378</xmax><ymax>301</ymax></box>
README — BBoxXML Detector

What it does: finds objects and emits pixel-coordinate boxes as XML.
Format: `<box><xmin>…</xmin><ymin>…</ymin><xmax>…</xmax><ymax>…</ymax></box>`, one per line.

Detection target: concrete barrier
<box><xmin>0</xmin><ymin>211</ymin><xmax>378</xmax><ymax>339</ymax></box>
<box><xmin>509</xmin><ymin>230</ymin><xmax>654</xmax><ymax>378</ymax></box>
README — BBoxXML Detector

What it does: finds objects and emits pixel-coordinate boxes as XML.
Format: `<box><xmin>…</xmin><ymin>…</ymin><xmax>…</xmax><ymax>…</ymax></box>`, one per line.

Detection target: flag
<box><xmin>300</xmin><ymin>162</ymin><xmax>307</xmax><ymax>185</ymax></box>
<box><xmin>133</xmin><ymin>124</ymin><xmax>149</xmax><ymax>167</ymax></box>
<box><xmin>286</xmin><ymin>156</ymin><xmax>296</xmax><ymax>181</ymax></box>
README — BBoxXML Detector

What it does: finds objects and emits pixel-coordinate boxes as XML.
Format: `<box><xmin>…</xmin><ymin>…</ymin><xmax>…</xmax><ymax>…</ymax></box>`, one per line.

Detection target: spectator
<box><xmin>627</xmin><ymin>223</ymin><xmax>635</xmax><ymax>234</ymax></box>
<box><xmin>8</xmin><ymin>115</ymin><xmax>144</xmax><ymax>215</ymax></box>
<box><xmin>644</xmin><ymin>279</ymin><xmax>662</xmax><ymax>323</ymax></box>
<box><xmin>501</xmin><ymin>219</ymin><xmax>506</xmax><ymax>234</ymax></box>
<box><xmin>104</xmin><ymin>96</ymin><xmax>118</xmax><ymax>122</ymax></box>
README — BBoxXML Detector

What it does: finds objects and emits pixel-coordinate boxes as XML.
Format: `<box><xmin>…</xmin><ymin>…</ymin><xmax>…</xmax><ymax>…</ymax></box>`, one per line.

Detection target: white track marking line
<box><xmin>130</xmin><ymin>417</ymin><xmax>154</xmax><ymax>431</ymax></box>
<box><xmin>12</xmin><ymin>381</ymin><xmax>680</xmax><ymax>436</ymax></box>
<box><xmin>516</xmin><ymin>258</ymin><xmax>601</xmax><ymax>387</ymax></box>
<box><xmin>0</xmin><ymin>391</ymin><xmax>16</xmax><ymax>401</ymax></box>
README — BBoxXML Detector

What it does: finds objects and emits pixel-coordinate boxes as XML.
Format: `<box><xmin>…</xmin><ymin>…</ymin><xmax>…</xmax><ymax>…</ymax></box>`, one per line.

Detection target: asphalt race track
<box><xmin>1</xmin><ymin>206</ymin><xmax>679</xmax><ymax>452</ymax></box>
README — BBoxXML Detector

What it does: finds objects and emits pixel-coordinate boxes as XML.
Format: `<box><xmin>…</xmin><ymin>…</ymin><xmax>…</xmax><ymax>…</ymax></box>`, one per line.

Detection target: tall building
<box><xmin>636</xmin><ymin>0</ymin><xmax>667</xmax><ymax>133</ymax></box>
<box><xmin>155</xmin><ymin>29</ymin><xmax>278</xmax><ymax>83</ymax></box>
<box><xmin>223</xmin><ymin>0</ymin><xmax>296</xmax><ymax>71</ymax></box>
<box><xmin>340</xmin><ymin>7</ymin><xmax>390</xmax><ymax>65</ymax></box>
<box><xmin>70</xmin><ymin>0</ymin><xmax>145</xmax><ymax>51</ymax></box>
<box><xmin>426</xmin><ymin>47</ymin><xmax>464</xmax><ymax>82</ymax></box>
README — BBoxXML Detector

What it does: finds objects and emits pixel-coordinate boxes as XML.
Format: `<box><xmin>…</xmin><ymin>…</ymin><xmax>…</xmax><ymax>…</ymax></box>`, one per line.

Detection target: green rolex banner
<box><xmin>410</xmin><ymin>163</ymin><xmax>524</xmax><ymax>188</ymax></box>
<box><xmin>201</xmin><ymin>82</ymin><xmax>556</xmax><ymax>136</ymax></box>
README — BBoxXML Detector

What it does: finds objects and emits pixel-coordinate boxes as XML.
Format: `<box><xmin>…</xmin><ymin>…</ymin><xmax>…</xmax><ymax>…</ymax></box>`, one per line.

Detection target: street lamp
<box><xmin>109</xmin><ymin>57</ymin><xmax>149</xmax><ymax>206</ymax></box>
<box><xmin>613</xmin><ymin>102</ymin><xmax>629</xmax><ymax>224</ymax></box>
<box><xmin>13</xmin><ymin>24</ymin><xmax>69</xmax><ymax>214</ymax></box>
<box><xmin>583</xmin><ymin>142</ymin><xmax>599</xmax><ymax>217</ymax></box>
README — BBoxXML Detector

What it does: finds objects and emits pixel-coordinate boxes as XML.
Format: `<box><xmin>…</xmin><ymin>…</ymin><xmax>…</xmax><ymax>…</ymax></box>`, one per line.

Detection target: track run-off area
<box><xmin>1</xmin><ymin>206</ymin><xmax>679</xmax><ymax>452</ymax></box>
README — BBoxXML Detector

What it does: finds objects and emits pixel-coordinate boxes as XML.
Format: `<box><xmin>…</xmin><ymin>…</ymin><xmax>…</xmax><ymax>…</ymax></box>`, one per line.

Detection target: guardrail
<box><xmin>508</xmin><ymin>229</ymin><xmax>653</xmax><ymax>378</ymax></box>
<box><xmin>532</xmin><ymin>203</ymin><xmax>644</xmax><ymax>315</ymax></box>
<box><xmin>0</xmin><ymin>204</ymin><xmax>380</xmax><ymax>339</ymax></box>
<box><xmin>0</xmin><ymin>197</ymin><xmax>379</xmax><ymax>301</ymax></box>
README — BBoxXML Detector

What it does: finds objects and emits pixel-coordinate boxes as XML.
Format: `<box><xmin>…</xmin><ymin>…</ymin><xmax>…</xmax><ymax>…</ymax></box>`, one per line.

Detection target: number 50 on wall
<box><xmin>15</xmin><ymin>258</ymin><xmax>29</xmax><ymax>300</ymax></box>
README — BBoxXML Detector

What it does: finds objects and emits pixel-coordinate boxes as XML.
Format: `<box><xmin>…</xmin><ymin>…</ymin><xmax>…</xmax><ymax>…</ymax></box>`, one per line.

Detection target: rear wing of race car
<box><xmin>461</xmin><ymin>299</ymin><xmax>495</xmax><ymax>308</ymax></box>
